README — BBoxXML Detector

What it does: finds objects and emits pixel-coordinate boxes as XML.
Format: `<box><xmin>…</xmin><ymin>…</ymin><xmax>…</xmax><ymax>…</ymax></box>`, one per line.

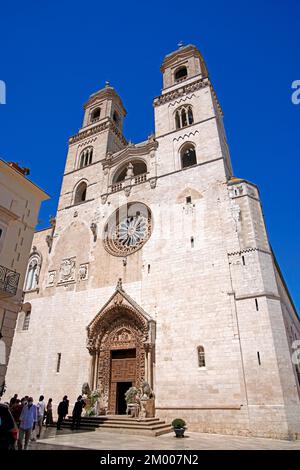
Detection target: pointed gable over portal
<box><xmin>86</xmin><ymin>278</ymin><xmax>156</xmax><ymax>354</ymax></box>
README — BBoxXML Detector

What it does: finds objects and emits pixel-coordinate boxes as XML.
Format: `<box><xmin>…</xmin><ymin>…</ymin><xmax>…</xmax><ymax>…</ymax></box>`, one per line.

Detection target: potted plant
<box><xmin>172</xmin><ymin>418</ymin><xmax>186</xmax><ymax>438</ymax></box>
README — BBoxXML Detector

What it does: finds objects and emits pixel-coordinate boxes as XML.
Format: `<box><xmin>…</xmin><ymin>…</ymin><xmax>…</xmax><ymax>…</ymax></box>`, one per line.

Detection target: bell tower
<box><xmin>153</xmin><ymin>44</ymin><xmax>232</xmax><ymax>178</ymax></box>
<box><xmin>62</xmin><ymin>83</ymin><xmax>127</xmax><ymax>176</ymax></box>
<box><xmin>57</xmin><ymin>84</ymin><xmax>127</xmax><ymax>210</ymax></box>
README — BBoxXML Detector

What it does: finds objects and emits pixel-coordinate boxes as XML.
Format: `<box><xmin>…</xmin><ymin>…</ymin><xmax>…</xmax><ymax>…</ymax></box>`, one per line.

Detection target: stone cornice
<box><xmin>153</xmin><ymin>78</ymin><xmax>223</xmax><ymax>116</ymax></box>
<box><xmin>0</xmin><ymin>204</ymin><xmax>19</xmax><ymax>222</ymax></box>
<box><xmin>160</xmin><ymin>44</ymin><xmax>204</xmax><ymax>72</ymax></box>
<box><xmin>69</xmin><ymin>118</ymin><xmax>127</xmax><ymax>146</ymax></box>
<box><xmin>103</xmin><ymin>138</ymin><xmax>158</xmax><ymax>169</ymax></box>
<box><xmin>228</xmin><ymin>177</ymin><xmax>259</xmax><ymax>191</ymax></box>
<box><xmin>153</xmin><ymin>78</ymin><xmax>210</xmax><ymax>107</ymax></box>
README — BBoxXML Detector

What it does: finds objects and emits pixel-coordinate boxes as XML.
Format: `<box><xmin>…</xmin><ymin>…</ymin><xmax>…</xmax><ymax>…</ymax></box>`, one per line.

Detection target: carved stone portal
<box><xmin>86</xmin><ymin>287</ymin><xmax>155</xmax><ymax>415</ymax></box>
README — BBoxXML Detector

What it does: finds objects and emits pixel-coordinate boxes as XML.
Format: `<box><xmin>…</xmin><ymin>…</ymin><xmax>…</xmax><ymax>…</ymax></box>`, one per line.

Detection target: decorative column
<box><xmin>93</xmin><ymin>352</ymin><xmax>99</xmax><ymax>390</ymax></box>
<box><xmin>148</xmin><ymin>344</ymin><xmax>154</xmax><ymax>389</ymax></box>
<box><xmin>144</xmin><ymin>343</ymin><xmax>153</xmax><ymax>386</ymax></box>
<box><xmin>89</xmin><ymin>352</ymin><xmax>96</xmax><ymax>390</ymax></box>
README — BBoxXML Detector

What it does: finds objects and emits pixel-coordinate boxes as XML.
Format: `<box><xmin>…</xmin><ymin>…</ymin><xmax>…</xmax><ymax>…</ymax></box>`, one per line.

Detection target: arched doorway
<box><xmin>87</xmin><ymin>283</ymin><xmax>155</xmax><ymax>415</ymax></box>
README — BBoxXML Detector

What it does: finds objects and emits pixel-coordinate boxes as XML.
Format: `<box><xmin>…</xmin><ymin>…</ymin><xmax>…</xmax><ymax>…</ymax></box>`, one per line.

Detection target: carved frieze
<box><xmin>149</xmin><ymin>178</ymin><xmax>157</xmax><ymax>189</ymax></box>
<box><xmin>124</xmin><ymin>186</ymin><xmax>131</xmax><ymax>197</ymax></box>
<box><xmin>47</xmin><ymin>270</ymin><xmax>56</xmax><ymax>287</ymax></box>
<box><xmin>153</xmin><ymin>78</ymin><xmax>209</xmax><ymax>107</ymax></box>
<box><xmin>90</xmin><ymin>222</ymin><xmax>97</xmax><ymax>242</ymax></box>
<box><xmin>101</xmin><ymin>195</ymin><xmax>108</xmax><ymax>205</ymax></box>
<box><xmin>78</xmin><ymin>263</ymin><xmax>89</xmax><ymax>281</ymax></box>
<box><xmin>58</xmin><ymin>257</ymin><xmax>76</xmax><ymax>284</ymax></box>
<box><xmin>69</xmin><ymin>119</ymin><xmax>127</xmax><ymax>146</ymax></box>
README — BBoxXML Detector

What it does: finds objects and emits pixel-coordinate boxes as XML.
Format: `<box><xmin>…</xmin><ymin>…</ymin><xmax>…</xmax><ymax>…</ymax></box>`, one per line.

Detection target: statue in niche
<box><xmin>125</xmin><ymin>162</ymin><xmax>134</xmax><ymax>178</ymax></box>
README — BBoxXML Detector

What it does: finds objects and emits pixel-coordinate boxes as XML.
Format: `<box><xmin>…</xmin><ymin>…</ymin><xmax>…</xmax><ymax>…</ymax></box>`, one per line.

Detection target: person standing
<box><xmin>36</xmin><ymin>395</ymin><xmax>46</xmax><ymax>438</ymax></box>
<box><xmin>10</xmin><ymin>399</ymin><xmax>23</xmax><ymax>427</ymax></box>
<box><xmin>71</xmin><ymin>395</ymin><xmax>85</xmax><ymax>430</ymax></box>
<box><xmin>57</xmin><ymin>395</ymin><xmax>69</xmax><ymax>430</ymax></box>
<box><xmin>9</xmin><ymin>394</ymin><xmax>18</xmax><ymax>407</ymax></box>
<box><xmin>45</xmin><ymin>398</ymin><xmax>53</xmax><ymax>427</ymax></box>
<box><xmin>18</xmin><ymin>397</ymin><xmax>37</xmax><ymax>450</ymax></box>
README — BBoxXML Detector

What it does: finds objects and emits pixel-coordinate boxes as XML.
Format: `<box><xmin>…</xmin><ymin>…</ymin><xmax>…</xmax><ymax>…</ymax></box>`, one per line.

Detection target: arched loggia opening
<box><xmin>113</xmin><ymin>160</ymin><xmax>147</xmax><ymax>184</ymax></box>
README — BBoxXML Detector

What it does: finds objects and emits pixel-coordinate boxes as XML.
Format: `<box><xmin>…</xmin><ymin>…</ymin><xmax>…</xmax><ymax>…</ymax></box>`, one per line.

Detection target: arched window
<box><xmin>181</xmin><ymin>108</ymin><xmax>187</xmax><ymax>127</ymax></box>
<box><xmin>0</xmin><ymin>337</ymin><xmax>5</xmax><ymax>365</ymax></box>
<box><xmin>175</xmin><ymin>111</ymin><xmax>180</xmax><ymax>129</ymax></box>
<box><xmin>113</xmin><ymin>111</ymin><xmax>120</xmax><ymax>126</ymax></box>
<box><xmin>79</xmin><ymin>147</ymin><xmax>93</xmax><ymax>169</ymax></box>
<box><xmin>24</xmin><ymin>252</ymin><xmax>41</xmax><ymax>291</ymax></box>
<box><xmin>74</xmin><ymin>181</ymin><xmax>87</xmax><ymax>204</ymax></box>
<box><xmin>187</xmin><ymin>106</ymin><xmax>194</xmax><ymax>125</ymax></box>
<box><xmin>113</xmin><ymin>160</ymin><xmax>147</xmax><ymax>184</ymax></box>
<box><xmin>181</xmin><ymin>144</ymin><xmax>197</xmax><ymax>169</ymax></box>
<box><xmin>23</xmin><ymin>306</ymin><xmax>31</xmax><ymax>331</ymax></box>
<box><xmin>174</xmin><ymin>106</ymin><xmax>194</xmax><ymax>129</ymax></box>
<box><xmin>197</xmin><ymin>346</ymin><xmax>205</xmax><ymax>368</ymax></box>
<box><xmin>91</xmin><ymin>107</ymin><xmax>100</xmax><ymax>122</ymax></box>
<box><xmin>175</xmin><ymin>66</ymin><xmax>188</xmax><ymax>82</ymax></box>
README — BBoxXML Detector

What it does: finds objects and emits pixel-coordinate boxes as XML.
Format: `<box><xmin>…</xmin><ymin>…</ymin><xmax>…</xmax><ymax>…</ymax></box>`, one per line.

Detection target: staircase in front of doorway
<box><xmin>60</xmin><ymin>415</ymin><xmax>172</xmax><ymax>436</ymax></box>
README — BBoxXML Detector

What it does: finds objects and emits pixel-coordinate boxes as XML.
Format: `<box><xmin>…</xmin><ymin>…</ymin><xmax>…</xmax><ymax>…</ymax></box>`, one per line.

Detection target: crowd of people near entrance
<box><xmin>3</xmin><ymin>393</ymin><xmax>86</xmax><ymax>450</ymax></box>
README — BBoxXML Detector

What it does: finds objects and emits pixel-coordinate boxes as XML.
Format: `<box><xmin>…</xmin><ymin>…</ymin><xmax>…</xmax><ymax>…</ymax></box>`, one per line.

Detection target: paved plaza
<box><xmin>27</xmin><ymin>427</ymin><xmax>300</xmax><ymax>451</ymax></box>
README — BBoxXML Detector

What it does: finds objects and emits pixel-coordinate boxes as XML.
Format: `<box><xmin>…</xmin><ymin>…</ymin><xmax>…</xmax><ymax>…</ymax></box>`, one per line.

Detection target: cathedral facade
<box><xmin>5</xmin><ymin>44</ymin><xmax>300</xmax><ymax>439</ymax></box>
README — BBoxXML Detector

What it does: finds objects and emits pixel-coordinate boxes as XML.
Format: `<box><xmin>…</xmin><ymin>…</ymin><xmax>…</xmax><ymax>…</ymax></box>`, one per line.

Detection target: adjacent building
<box><xmin>0</xmin><ymin>160</ymin><xmax>49</xmax><ymax>393</ymax></box>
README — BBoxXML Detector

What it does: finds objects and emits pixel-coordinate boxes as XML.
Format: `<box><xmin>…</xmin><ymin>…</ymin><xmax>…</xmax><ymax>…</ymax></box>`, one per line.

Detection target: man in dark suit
<box><xmin>56</xmin><ymin>395</ymin><xmax>69</xmax><ymax>430</ymax></box>
<box><xmin>71</xmin><ymin>395</ymin><xmax>85</xmax><ymax>430</ymax></box>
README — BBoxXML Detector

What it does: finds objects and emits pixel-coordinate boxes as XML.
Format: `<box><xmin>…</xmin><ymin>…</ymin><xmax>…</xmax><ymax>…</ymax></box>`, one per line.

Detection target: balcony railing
<box><xmin>134</xmin><ymin>173</ymin><xmax>147</xmax><ymax>184</ymax></box>
<box><xmin>109</xmin><ymin>173</ymin><xmax>148</xmax><ymax>194</ymax></box>
<box><xmin>111</xmin><ymin>182</ymin><xmax>123</xmax><ymax>193</ymax></box>
<box><xmin>0</xmin><ymin>265</ymin><xmax>20</xmax><ymax>297</ymax></box>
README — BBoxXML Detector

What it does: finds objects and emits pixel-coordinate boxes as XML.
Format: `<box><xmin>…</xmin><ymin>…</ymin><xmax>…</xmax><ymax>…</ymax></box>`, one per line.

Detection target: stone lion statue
<box><xmin>141</xmin><ymin>381</ymin><xmax>154</xmax><ymax>399</ymax></box>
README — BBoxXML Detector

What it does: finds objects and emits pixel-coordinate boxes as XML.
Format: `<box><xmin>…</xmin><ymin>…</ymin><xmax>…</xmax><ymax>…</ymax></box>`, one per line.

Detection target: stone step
<box><xmin>98</xmin><ymin>421</ymin><xmax>169</xmax><ymax>430</ymax></box>
<box><xmin>68</xmin><ymin>415</ymin><xmax>161</xmax><ymax>423</ymax></box>
<box><xmin>59</xmin><ymin>415</ymin><xmax>172</xmax><ymax>437</ymax></box>
<box><xmin>95</xmin><ymin>423</ymin><xmax>172</xmax><ymax>437</ymax></box>
<box><xmin>76</xmin><ymin>417</ymin><xmax>163</xmax><ymax>426</ymax></box>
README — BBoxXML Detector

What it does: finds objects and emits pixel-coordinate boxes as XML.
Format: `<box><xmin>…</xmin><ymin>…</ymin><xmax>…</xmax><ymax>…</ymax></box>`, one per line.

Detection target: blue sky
<box><xmin>0</xmin><ymin>1</ymin><xmax>299</xmax><ymax>310</ymax></box>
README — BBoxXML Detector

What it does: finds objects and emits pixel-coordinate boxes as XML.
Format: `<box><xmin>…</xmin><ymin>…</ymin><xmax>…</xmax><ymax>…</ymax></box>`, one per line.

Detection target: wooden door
<box><xmin>108</xmin><ymin>349</ymin><xmax>136</xmax><ymax>414</ymax></box>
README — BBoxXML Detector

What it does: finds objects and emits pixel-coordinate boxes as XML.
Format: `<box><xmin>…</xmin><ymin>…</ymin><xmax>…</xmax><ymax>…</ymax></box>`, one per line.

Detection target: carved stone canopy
<box><xmin>86</xmin><ymin>284</ymin><xmax>155</xmax><ymax>354</ymax></box>
<box><xmin>102</xmin><ymin>139</ymin><xmax>158</xmax><ymax>172</ymax></box>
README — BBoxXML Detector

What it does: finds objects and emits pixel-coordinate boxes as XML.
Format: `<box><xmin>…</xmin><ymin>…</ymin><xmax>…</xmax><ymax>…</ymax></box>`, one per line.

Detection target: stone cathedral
<box><xmin>5</xmin><ymin>44</ymin><xmax>300</xmax><ymax>439</ymax></box>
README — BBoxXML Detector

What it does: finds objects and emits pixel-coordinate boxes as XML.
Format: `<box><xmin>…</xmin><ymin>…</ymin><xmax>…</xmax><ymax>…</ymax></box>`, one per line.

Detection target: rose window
<box><xmin>104</xmin><ymin>202</ymin><xmax>152</xmax><ymax>256</ymax></box>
